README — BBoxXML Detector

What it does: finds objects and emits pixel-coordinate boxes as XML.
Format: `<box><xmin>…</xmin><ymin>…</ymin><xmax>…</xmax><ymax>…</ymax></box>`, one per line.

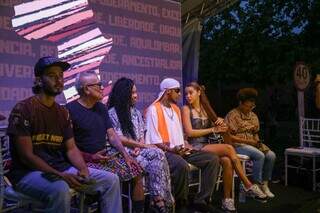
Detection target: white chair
<box><xmin>0</xmin><ymin>125</ymin><xmax>43</xmax><ymax>212</ymax></box>
<box><xmin>285</xmin><ymin>117</ymin><xmax>320</xmax><ymax>191</ymax></box>
<box><xmin>121</xmin><ymin>181</ymin><xmax>133</xmax><ymax>213</ymax></box>
<box><xmin>215</xmin><ymin>154</ymin><xmax>250</xmax><ymax>199</ymax></box>
<box><xmin>188</xmin><ymin>163</ymin><xmax>201</xmax><ymax>193</ymax></box>
<box><xmin>210</xmin><ymin>134</ymin><xmax>251</xmax><ymax>199</ymax></box>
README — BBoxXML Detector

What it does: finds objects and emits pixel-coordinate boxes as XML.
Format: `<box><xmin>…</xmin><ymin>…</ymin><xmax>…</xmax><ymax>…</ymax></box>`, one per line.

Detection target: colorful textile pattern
<box><xmin>11</xmin><ymin>0</ymin><xmax>112</xmax><ymax>102</ymax></box>
<box><xmin>108</xmin><ymin>107</ymin><xmax>174</xmax><ymax>204</ymax></box>
<box><xmin>108</xmin><ymin>107</ymin><xmax>145</xmax><ymax>140</ymax></box>
<box><xmin>137</xmin><ymin>148</ymin><xmax>174</xmax><ymax>205</ymax></box>
<box><xmin>225</xmin><ymin>108</ymin><xmax>260</xmax><ymax>143</ymax></box>
<box><xmin>87</xmin><ymin>147</ymin><xmax>142</xmax><ymax>182</ymax></box>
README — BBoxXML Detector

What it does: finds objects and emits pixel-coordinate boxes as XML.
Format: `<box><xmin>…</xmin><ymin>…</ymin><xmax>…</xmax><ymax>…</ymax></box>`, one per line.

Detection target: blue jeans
<box><xmin>15</xmin><ymin>167</ymin><xmax>122</xmax><ymax>213</ymax></box>
<box><xmin>235</xmin><ymin>145</ymin><xmax>276</xmax><ymax>183</ymax></box>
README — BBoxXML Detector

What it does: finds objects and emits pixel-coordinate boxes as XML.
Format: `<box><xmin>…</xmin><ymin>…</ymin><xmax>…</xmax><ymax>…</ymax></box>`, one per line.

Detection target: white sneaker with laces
<box><xmin>221</xmin><ymin>198</ymin><xmax>236</xmax><ymax>212</ymax></box>
<box><xmin>261</xmin><ymin>182</ymin><xmax>275</xmax><ymax>198</ymax></box>
<box><xmin>245</xmin><ymin>184</ymin><xmax>267</xmax><ymax>200</ymax></box>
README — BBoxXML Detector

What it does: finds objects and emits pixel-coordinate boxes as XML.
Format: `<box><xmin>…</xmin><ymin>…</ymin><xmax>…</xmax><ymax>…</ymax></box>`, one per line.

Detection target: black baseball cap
<box><xmin>34</xmin><ymin>56</ymin><xmax>70</xmax><ymax>77</ymax></box>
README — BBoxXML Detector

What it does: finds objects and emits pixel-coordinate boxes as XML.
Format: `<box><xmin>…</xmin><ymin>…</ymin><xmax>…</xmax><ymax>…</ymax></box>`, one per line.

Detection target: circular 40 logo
<box><xmin>294</xmin><ymin>63</ymin><xmax>310</xmax><ymax>91</ymax></box>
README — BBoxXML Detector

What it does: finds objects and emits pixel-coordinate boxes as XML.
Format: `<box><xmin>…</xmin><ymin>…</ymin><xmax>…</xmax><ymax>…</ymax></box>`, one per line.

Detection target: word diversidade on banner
<box><xmin>0</xmin><ymin>0</ymin><xmax>181</xmax><ymax>125</ymax></box>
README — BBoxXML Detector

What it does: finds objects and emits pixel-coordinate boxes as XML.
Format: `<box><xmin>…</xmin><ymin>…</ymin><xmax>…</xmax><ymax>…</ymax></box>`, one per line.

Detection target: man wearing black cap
<box><xmin>6</xmin><ymin>56</ymin><xmax>122</xmax><ymax>213</ymax></box>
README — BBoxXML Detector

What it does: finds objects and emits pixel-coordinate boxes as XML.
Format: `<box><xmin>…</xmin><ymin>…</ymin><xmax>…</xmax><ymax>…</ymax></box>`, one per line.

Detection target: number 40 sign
<box><xmin>294</xmin><ymin>62</ymin><xmax>310</xmax><ymax>91</ymax></box>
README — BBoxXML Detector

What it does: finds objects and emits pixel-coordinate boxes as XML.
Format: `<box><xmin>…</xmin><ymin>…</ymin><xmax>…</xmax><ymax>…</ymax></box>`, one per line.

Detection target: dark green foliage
<box><xmin>199</xmin><ymin>0</ymin><xmax>320</xmax><ymax>114</ymax></box>
<box><xmin>198</xmin><ymin>0</ymin><xmax>320</xmax><ymax>154</ymax></box>
<box><xmin>200</xmin><ymin>0</ymin><xmax>320</xmax><ymax>88</ymax></box>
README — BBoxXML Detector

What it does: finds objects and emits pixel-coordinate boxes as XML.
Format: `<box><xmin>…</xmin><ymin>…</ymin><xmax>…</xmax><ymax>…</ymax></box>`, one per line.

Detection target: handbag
<box><xmin>208</xmin><ymin>133</ymin><xmax>224</xmax><ymax>144</ymax></box>
<box><xmin>257</xmin><ymin>142</ymin><xmax>271</xmax><ymax>154</ymax></box>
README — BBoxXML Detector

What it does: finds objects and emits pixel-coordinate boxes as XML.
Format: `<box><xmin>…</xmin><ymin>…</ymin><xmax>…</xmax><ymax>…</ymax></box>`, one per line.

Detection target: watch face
<box><xmin>294</xmin><ymin>63</ymin><xmax>310</xmax><ymax>91</ymax></box>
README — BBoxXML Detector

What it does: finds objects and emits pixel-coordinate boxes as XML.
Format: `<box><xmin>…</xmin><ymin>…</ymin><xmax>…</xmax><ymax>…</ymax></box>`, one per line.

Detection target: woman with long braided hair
<box><xmin>108</xmin><ymin>77</ymin><xmax>174</xmax><ymax>213</ymax></box>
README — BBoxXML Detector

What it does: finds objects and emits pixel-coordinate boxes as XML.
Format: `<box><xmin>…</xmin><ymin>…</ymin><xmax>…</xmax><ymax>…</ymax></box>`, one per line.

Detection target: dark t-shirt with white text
<box><xmin>7</xmin><ymin>96</ymin><xmax>73</xmax><ymax>184</ymax></box>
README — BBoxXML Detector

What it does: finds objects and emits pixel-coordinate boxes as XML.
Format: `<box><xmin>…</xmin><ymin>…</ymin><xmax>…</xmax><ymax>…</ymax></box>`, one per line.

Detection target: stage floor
<box><xmin>236</xmin><ymin>183</ymin><xmax>320</xmax><ymax>213</ymax></box>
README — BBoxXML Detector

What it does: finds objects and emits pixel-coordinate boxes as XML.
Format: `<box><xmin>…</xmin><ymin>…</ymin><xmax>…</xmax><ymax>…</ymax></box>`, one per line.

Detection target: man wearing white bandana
<box><xmin>145</xmin><ymin>78</ymin><xmax>220</xmax><ymax>212</ymax></box>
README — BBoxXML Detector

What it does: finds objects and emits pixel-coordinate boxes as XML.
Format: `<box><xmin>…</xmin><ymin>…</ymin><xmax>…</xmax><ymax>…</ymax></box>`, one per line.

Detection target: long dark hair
<box><xmin>186</xmin><ymin>82</ymin><xmax>218</xmax><ymax>123</ymax></box>
<box><xmin>108</xmin><ymin>77</ymin><xmax>136</xmax><ymax>140</ymax></box>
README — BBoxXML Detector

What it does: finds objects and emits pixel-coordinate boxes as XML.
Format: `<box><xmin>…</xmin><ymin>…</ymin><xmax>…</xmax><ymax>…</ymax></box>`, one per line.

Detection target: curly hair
<box><xmin>237</xmin><ymin>88</ymin><xmax>258</xmax><ymax>102</ymax></box>
<box><xmin>108</xmin><ymin>77</ymin><xmax>136</xmax><ymax>140</ymax></box>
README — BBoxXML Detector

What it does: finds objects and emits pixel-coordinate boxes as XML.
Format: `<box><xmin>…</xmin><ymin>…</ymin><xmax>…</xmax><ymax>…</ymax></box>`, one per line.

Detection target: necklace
<box><xmin>193</xmin><ymin>107</ymin><xmax>203</xmax><ymax>118</ymax></box>
<box><xmin>193</xmin><ymin>106</ymin><xmax>207</xmax><ymax>127</ymax></box>
<box><xmin>164</xmin><ymin>106</ymin><xmax>174</xmax><ymax>120</ymax></box>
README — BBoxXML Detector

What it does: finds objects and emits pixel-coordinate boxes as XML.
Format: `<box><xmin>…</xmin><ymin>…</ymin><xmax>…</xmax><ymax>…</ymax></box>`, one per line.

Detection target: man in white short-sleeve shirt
<box><xmin>145</xmin><ymin>78</ymin><xmax>220</xmax><ymax>212</ymax></box>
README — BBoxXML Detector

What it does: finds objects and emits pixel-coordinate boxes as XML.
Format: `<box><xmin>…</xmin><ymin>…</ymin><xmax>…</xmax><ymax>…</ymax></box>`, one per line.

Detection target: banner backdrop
<box><xmin>182</xmin><ymin>18</ymin><xmax>202</xmax><ymax>97</ymax></box>
<box><xmin>0</xmin><ymin>0</ymin><xmax>182</xmax><ymax>125</ymax></box>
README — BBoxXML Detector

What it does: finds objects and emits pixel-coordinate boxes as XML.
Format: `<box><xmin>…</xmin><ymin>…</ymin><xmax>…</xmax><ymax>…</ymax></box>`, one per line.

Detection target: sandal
<box><xmin>166</xmin><ymin>202</ymin><xmax>175</xmax><ymax>213</ymax></box>
<box><xmin>150</xmin><ymin>198</ymin><xmax>168</xmax><ymax>213</ymax></box>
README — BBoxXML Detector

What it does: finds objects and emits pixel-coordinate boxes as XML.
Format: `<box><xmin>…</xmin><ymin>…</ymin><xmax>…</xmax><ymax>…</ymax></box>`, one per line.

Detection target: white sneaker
<box><xmin>245</xmin><ymin>184</ymin><xmax>267</xmax><ymax>200</ymax></box>
<box><xmin>261</xmin><ymin>182</ymin><xmax>275</xmax><ymax>198</ymax></box>
<box><xmin>221</xmin><ymin>198</ymin><xmax>236</xmax><ymax>212</ymax></box>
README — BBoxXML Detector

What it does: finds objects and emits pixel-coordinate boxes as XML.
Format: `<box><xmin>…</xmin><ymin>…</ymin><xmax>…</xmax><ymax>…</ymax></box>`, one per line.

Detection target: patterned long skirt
<box><xmin>87</xmin><ymin>148</ymin><xmax>142</xmax><ymax>182</ymax></box>
<box><xmin>136</xmin><ymin>147</ymin><xmax>174</xmax><ymax>206</ymax></box>
<box><xmin>87</xmin><ymin>147</ymin><xmax>174</xmax><ymax>205</ymax></box>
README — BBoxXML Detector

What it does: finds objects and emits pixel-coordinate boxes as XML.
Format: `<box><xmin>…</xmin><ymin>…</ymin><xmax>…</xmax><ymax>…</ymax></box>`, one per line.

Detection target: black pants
<box><xmin>165</xmin><ymin>150</ymin><xmax>219</xmax><ymax>204</ymax></box>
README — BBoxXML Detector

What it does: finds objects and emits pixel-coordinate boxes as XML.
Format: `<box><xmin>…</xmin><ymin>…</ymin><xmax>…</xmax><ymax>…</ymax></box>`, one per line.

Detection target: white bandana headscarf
<box><xmin>153</xmin><ymin>78</ymin><xmax>180</xmax><ymax>103</ymax></box>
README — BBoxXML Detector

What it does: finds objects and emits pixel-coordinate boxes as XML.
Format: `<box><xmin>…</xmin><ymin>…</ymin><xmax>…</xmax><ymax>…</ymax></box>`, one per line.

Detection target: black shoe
<box><xmin>133</xmin><ymin>200</ymin><xmax>145</xmax><ymax>213</ymax></box>
<box><xmin>192</xmin><ymin>201</ymin><xmax>215</xmax><ymax>212</ymax></box>
<box><xmin>148</xmin><ymin>199</ymin><xmax>169</xmax><ymax>213</ymax></box>
<box><xmin>175</xmin><ymin>199</ymin><xmax>189</xmax><ymax>213</ymax></box>
<box><xmin>252</xmin><ymin>196</ymin><xmax>268</xmax><ymax>203</ymax></box>
<box><xmin>175</xmin><ymin>205</ymin><xmax>189</xmax><ymax>213</ymax></box>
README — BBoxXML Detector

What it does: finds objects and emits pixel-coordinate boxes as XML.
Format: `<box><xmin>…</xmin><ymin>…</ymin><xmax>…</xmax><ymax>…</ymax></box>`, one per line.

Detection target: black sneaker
<box><xmin>192</xmin><ymin>200</ymin><xmax>215</xmax><ymax>212</ymax></box>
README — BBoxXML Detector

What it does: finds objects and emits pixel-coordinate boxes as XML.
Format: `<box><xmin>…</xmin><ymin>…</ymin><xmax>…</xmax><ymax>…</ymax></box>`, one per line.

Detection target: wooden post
<box><xmin>293</xmin><ymin>62</ymin><xmax>310</xmax><ymax>147</ymax></box>
<box><xmin>297</xmin><ymin>91</ymin><xmax>304</xmax><ymax>147</ymax></box>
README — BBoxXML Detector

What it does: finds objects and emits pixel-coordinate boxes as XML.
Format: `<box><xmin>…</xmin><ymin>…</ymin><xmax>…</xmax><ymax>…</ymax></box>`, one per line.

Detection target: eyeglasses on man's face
<box><xmin>86</xmin><ymin>82</ymin><xmax>103</xmax><ymax>88</ymax></box>
<box><xmin>172</xmin><ymin>88</ymin><xmax>180</xmax><ymax>94</ymax></box>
